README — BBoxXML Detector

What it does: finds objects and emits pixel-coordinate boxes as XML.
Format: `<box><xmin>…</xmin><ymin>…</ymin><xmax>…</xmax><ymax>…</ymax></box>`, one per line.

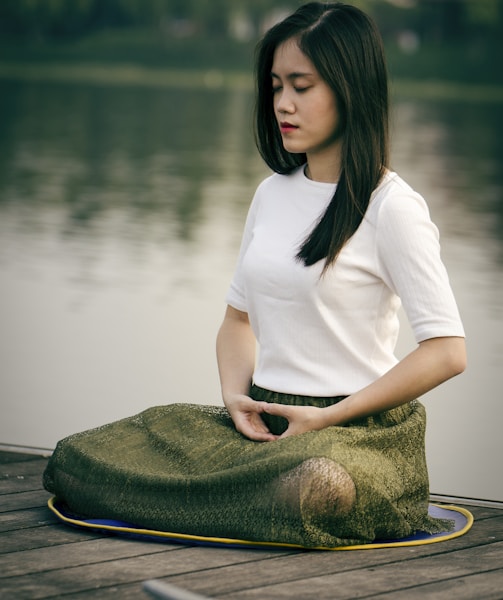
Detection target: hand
<box><xmin>224</xmin><ymin>394</ymin><xmax>278</xmax><ymax>442</ymax></box>
<box><xmin>262</xmin><ymin>403</ymin><xmax>327</xmax><ymax>439</ymax></box>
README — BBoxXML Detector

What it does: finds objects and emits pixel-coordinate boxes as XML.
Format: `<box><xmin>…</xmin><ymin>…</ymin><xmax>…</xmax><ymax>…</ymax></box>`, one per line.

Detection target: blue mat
<box><xmin>48</xmin><ymin>497</ymin><xmax>473</xmax><ymax>550</ymax></box>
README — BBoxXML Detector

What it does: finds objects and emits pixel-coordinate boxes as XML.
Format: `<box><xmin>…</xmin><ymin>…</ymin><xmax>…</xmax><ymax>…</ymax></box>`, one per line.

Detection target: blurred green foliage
<box><xmin>1</xmin><ymin>0</ymin><xmax>501</xmax><ymax>40</ymax></box>
<box><xmin>0</xmin><ymin>0</ymin><xmax>502</xmax><ymax>83</ymax></box>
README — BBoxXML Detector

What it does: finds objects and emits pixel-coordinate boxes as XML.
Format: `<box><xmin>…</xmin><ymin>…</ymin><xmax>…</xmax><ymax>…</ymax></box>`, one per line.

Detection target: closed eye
<box><xmin>272</xmin><ymin>85</ymin><xmax>310</xmax><ymax>94</ymax></box>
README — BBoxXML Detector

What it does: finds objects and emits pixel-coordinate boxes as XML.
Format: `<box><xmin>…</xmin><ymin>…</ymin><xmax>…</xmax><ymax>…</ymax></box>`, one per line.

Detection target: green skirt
<box><xmin>43</xmin><ymin>385</ymin><xmax>451</xmax><ymax>548</ymax></box>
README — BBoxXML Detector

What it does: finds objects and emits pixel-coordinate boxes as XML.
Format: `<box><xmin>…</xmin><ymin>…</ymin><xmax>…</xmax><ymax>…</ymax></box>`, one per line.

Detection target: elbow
<box><xmin>421</xmin><ymin>336</ymin><xmax>467</xmax><ymax>380</ymax></box>
<box><xmin>445</xmin><ymin>337</ymin><xmax>467</xmax><ymax>377</ymax></box>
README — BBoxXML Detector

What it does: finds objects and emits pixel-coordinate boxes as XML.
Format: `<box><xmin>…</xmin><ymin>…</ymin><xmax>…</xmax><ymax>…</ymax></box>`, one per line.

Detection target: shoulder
<box><xmin>250</xmin><ymin>167</ymin><xmax>308</xmax><ymax>216</ymax></box>
<box><xmin>369</xmin><ymin>172</ymin><xmax>440</xmax><ymax>255</ymax></box>
<box><xmin>368</xmin><ymin>171</ymin><xmax>431</xmax><ymax>224</ymax></box>
<box><xmin>254</xmin><ymin>167</ymin><xmax>304</xmax><ymax>194</ymax></box>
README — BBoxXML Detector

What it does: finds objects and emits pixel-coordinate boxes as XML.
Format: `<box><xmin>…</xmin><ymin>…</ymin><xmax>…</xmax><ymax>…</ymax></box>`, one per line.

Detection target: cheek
<box><xmin>312</xmin><ymin>104</ymin><xmax>339</xmax><ymax>135</ymax></box>
<box><xmin>311</xmin><ymin>94</ymin><xmax>339</xmax><ymax>126</ymax></box>
<box><xmin>326</xmin><ymin>104</ymin><xmax>341</xmax><ymax>132</ymax></box>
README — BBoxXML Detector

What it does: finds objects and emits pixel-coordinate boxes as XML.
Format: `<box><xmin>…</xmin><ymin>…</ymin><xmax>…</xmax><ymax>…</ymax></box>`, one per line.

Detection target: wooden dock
<box><xmin>1</xmin><ymin>450</ymin><xmax>502</xmax><ymax>599</ymax></box>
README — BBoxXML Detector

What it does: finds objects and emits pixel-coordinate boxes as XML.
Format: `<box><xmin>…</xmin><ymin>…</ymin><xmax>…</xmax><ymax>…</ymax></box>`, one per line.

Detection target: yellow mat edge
<box><xmin>47</xmin><ymin>496</ymin><xmax>473</xmax><ymax>551</ymax></box>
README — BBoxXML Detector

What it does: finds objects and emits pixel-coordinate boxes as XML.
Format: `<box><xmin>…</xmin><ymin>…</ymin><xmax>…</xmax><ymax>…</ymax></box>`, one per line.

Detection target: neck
<box><xmin>305</xmin><ymin>151</ymin><xmax>341</xmax><ymax>184</ymax></box>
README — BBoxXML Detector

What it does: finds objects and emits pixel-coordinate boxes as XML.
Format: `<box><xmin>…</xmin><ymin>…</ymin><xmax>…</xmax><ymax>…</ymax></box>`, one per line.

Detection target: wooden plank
<box><xmin>466</xmin><ymin>505</ymin><xmax>503</xmax><ymax>520</ymax></box>
<box><xmin>0</xmin><ymin>537</ymin><xmax>182</xmax><ymax>578</ymax></box>
<box><xmin>0</xmin><ymin>452</ymin><xmax>50</xmax><ymax>464</ymax></box>
<box><xmin>0</xmin><ymin>456</ymin><xmax>49</xmax><ymax>498</ymax></box>
<box><xmin>217</xmin><ymin>542</ymin><xmax>503</xmax><ymax>599</ymax></box>
<box><xmin>144</xmin><ymin>514</ymin><xmax>503</xmax><ymax>596</ymax></box>
<box><xmin>0</xmin><ymin>470</ymin><xmax>47</xmax><ymax>494</ymax></box>
<box><xmin>0</xmin><ymin>524</ymin><xmax>101</xmax><ymax>554</ymax></box>
<box><xmin>0</xmin><ymin>457</ymin><xmax>49</xmax><ymax>477</ymax></box>
<box><xmin>0</xmin><ymin>506</ymin><xmax>59</xmax><ymax>533</ymax></box>
<box><xmin>39</xmin><ymin>581</ymin><xmax>147</xmax><ymax>599</ymax></box>
<box><xmin>0</xmin><ymin>545</ymin><xmax>295</xmax><ymax>600</ymax></box>
<box><xmin>363</xmin><ymin>569</ymin><xmax>503</xmax><ymax>599</ymax></box>
<box><xmin>45</xmin><ymin>543</ymin><xmax>503</xmax><ymax>600</ymax></box>
<box><xmin>0</xmin><ymin>489</ymin><xmax>52</xmax><ymax>512</ymax></box>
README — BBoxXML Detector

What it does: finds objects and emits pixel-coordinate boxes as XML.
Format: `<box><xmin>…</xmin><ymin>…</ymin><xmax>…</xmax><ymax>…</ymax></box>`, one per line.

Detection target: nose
<box><xmin>275</xmin><ymin>88</ymin><xmax>295</xmax><ymax>114</ymax></box>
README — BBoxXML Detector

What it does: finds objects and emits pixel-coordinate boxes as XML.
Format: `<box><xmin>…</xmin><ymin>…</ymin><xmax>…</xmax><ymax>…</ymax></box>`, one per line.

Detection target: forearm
<box><xmin>325</xmin><ymin>336</ymin><xmax>467</xmax><ymax>426</ymax></box>
<box><xmin>216</xmin><ymin>306</ymin><xmax>256</xmax><ymax>404</ymax></box>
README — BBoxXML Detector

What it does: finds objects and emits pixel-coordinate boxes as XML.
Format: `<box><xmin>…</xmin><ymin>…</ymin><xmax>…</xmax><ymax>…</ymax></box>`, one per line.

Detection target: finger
<box><xmin>251</xmin><ymin>431</ymin><xmax>279</xmax><ymax>442</ymax></box>
<box><xmin>253</xmin><ymin>418</ymin><xmax>271</xmax><ymax>433</ymax></box>
<box><xmin>239</xmin><ymin>425</ymin><xmax>278</xmax><ymax>442</ymax></box>
<box><xmin>250</xmin><ymin>400</ymin><xmax>271</xmax><ymax>413</ymax></box>
<box><xmin>262</xmin><ymin>402</ymin><xmax>291</xmax><ymax>418</ymax></box>
<box><xmin>236</xmin><ymin>415</ymin><xmax>273</xmax><ymax>439</ymax></box>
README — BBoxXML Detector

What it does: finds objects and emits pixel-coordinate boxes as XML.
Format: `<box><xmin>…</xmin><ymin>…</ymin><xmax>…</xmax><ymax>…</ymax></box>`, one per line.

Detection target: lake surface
<box><xmin>0</xmin><ymin>78</ymin><xmax>502</xmax><ymax>502</ymax></box>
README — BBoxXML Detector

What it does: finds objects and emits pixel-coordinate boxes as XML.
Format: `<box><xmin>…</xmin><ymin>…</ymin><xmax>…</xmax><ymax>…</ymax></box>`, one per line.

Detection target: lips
<box><xmin>279</xmin><ymin>121</ymin><xmax>298</xmax><ymax>133</ymax></box>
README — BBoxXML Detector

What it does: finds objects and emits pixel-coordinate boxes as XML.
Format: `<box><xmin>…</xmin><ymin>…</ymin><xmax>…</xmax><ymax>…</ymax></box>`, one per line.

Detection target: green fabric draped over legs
<box><xmin>43</xmin><ymin>385</ymin><xmax>452</xmax><ymax>548</ymax></box>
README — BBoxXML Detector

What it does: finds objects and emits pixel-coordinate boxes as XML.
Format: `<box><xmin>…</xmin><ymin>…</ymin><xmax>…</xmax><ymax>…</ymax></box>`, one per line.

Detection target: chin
<box><xmin>282</xmin><ymin>143</ymin><xmax>306</xmax><ymax>154</ymax></box>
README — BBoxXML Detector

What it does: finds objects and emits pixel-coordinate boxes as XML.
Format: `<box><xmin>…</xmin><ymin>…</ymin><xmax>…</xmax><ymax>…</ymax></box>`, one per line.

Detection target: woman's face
<box><xmin>271</xmin><ymin>38</ymin><xmax>342</xmax><ymax>160</ymax></box>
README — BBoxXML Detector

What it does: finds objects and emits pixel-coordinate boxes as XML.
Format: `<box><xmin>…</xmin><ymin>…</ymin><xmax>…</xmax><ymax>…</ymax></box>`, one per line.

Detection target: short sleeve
<box><xmin>224</xmin><ymin>186</ymin><xmax>262</xmax><ymax>312</ymax></box>
<box><xmin>375</xmin><ymin>188</ymin><xmax>465</xmax><ymax>342</ymax></box>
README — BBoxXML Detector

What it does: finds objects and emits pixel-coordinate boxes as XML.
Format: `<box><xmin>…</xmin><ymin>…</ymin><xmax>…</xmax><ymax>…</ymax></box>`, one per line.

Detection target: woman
<box><xmin>44</xmin><ymin>2</ymin><xmax>466</xmax><ymax>548</ymax></box>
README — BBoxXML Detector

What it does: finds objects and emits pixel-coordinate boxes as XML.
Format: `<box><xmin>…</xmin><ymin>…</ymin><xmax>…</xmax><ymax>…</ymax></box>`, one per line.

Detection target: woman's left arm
<box><xmin>328</xmin><ymin>335</ymin><xmax>466</xmax><ymax>425</ymax></box>
<box><xmin>263</xmin><ymin>336</ymin><xmax>466</xmax><ymax>438</ymax></box>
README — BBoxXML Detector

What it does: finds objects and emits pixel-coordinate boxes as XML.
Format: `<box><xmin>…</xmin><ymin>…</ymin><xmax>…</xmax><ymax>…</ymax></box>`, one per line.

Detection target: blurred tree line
<box><xmin>0</xmin><ymin>0</ymin><xmax>501</xmax><ymax>82</ymax></box>
<box><xmin>1</xmin><ymin>0</ymin><xmax>501</xmax><ymax>42</ymax></box>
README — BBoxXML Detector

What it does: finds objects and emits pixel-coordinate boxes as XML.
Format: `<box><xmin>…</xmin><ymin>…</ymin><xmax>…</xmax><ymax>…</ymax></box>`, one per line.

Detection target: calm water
<box><xmin>0</xmin><ymin>79</ymin><xmax>502</xmax><ymax>502</ymax></box>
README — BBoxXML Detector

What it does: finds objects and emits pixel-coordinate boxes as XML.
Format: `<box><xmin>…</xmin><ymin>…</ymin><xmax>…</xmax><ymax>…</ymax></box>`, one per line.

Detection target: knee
<box><xmin>299</xmin><ymin>457</ymin><xmax>356</xmax><ymax>516</ymax></box>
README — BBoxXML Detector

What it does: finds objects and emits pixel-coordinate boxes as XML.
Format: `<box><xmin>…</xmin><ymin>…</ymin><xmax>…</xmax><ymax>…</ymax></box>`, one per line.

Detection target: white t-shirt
<box><xmin>226</xmin><ymin>166</ymin><xmax>465</xmax><ymax>397</ymax></box>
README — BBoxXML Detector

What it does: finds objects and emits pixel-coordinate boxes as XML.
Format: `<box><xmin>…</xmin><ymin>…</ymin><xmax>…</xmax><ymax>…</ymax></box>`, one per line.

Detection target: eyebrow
<box><xmin>271</xmin><ymin>71</ymin><xmax>314</xmax><ymax>81</ymax></box>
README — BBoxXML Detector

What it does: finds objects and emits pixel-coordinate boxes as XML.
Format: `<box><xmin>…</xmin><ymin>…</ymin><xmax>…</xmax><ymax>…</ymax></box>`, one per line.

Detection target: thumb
<box><xmin>249</xmin><ymin>400</ymin><xmax>271</xmax><ymax>413</ymax></box>
<box><xmin>262</xmin><ymin>402</ymin><xmax>290</xmax><ymax>417</ymax></box>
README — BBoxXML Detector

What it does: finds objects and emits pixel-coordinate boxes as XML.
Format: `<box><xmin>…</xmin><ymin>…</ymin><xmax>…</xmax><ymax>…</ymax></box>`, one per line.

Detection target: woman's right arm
<box><xmin>216</xmin><ymin>305</ymin><xmax>276</xmax><ymax>441</ymax></box>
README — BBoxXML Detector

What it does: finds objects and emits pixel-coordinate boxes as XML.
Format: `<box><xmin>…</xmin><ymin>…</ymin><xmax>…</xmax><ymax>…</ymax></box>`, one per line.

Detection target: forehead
<box><xmin>271</xmin><ymin>38</ymin><xmax>317</xmax><ymax>77</ymax></box>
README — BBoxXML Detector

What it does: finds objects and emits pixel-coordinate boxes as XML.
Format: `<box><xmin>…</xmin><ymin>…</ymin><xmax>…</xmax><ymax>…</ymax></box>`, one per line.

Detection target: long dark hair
<box><xmin>255</xmin><ymin>2</ymin><xmax>389</xmax><ymax>271</ymax></box>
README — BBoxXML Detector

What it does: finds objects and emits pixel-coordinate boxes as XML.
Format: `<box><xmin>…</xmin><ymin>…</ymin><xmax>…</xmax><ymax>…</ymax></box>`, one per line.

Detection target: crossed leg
<box><xmin>277</xmin><ymin>457</ymin><xmax>356</xmax><ymax>523</ymax></box>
